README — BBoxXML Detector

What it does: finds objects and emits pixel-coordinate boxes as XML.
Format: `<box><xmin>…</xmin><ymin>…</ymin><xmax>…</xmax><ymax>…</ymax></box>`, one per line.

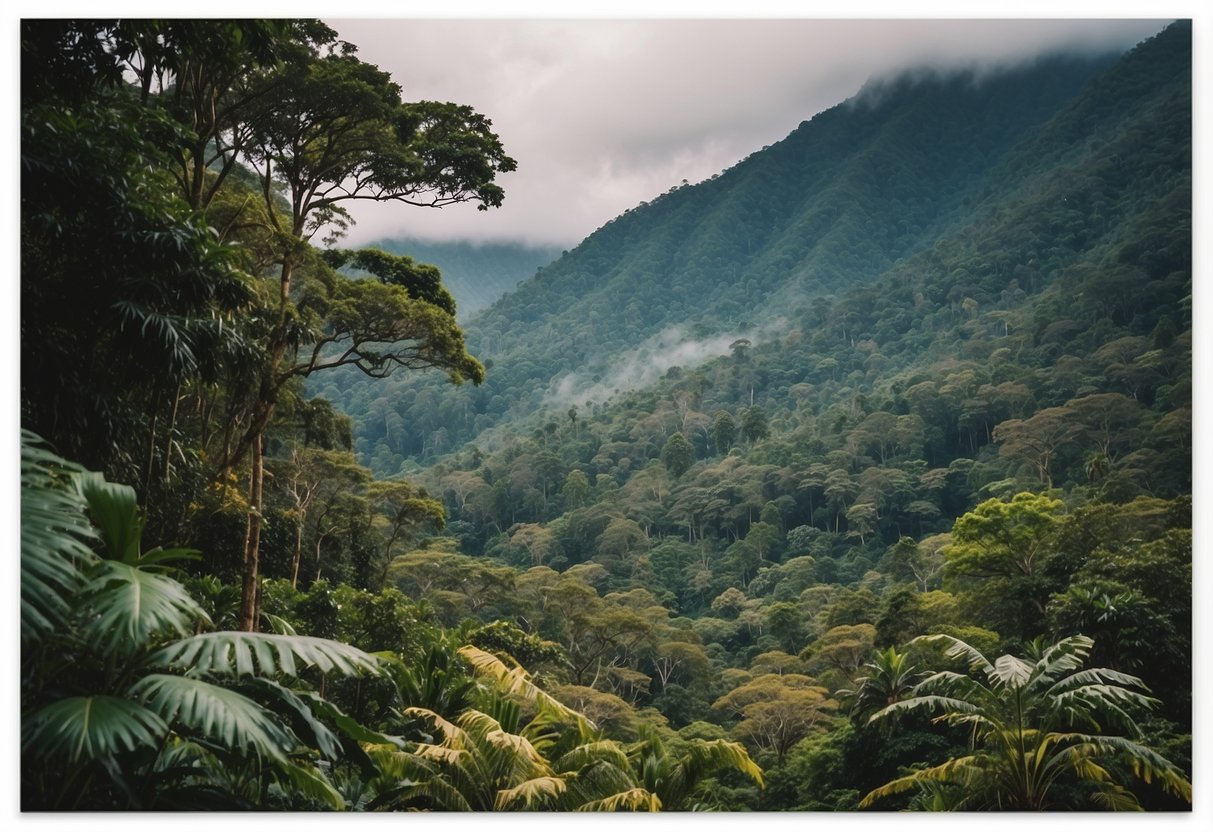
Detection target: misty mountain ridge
<box><xmin>359</xmin><ymin>237</ymin><xmax>562</xmax><ymax>320</ymax></box>
<box><xmin>315</xmin><ymin>22</ymin><xmax>1188</xmax><ymax>475</ymax></box>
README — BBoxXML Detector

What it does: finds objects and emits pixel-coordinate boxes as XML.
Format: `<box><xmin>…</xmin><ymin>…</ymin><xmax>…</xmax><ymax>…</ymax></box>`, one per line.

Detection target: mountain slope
<box><xmin>318</xmin><ymin>23</ymin><xmax>1185</xmax><ymax>475</ymax></box>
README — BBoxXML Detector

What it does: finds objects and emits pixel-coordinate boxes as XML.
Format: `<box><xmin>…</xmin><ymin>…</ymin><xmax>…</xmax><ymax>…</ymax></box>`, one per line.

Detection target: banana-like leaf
<box><xmin>989</xmin><ymin>654</ymin><xmax>1034</xmax><ymax>690</ymax></box>
<box><xmin>149</xmin><ymin>632</ymin><xmax>383</xmax><ymax>678</ymax></box>
<box><xmin>80</xmin><ymin>561</ymin><xmax>209</xmax><ymax>655</ymax></box>
<box><xmin>130</xmin><ymin>674</ymin><xmax>296</xmax><ymax>763</ymax></box>
<box><xmin>76</xmin><ymin>472</ymin><xmax>143</xmax><ymax>563</ymax></box>
<box><xmin>22</xmin><ymin>695</ymin><xmax>167</xmax><ymax>764</ymax></box>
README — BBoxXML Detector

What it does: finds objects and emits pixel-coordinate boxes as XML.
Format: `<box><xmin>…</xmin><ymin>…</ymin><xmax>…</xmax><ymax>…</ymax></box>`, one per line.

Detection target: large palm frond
<box><xmin>129</xmin><ymin>674</ymin><xmax>298</xmax><ymax>763</ymax></box>
<box><xmin>22</xmin><ymin>695</ymin><xmax>168</xmax><ymax>765</ymax></box>
<box><xmin>457</xmin><ymin>644</ymin><xmax>592</xmax><ymax>731</ymax></box>
<box><xmin>79</xmin><ymin>561</ymin><xmax>209</xmax><ymax>656</ymax></box>
<box><xmin>20</xmin><ymin>430</ymin><xmax>98</xmax><ymax>646</ymax></box>
<box><xmin>150</xmin><ymin>631</ymin><xmax>384</xmax><ymax>678</ymax></box>
<box><xmin>863</xmin><ymin>633</ymin><xmax>1191</xmax><ymax>809</ymax></box>
<box><xmin>576</xmin><ymin>787</ymin><xmax>662</xmax><ymax>812</ymax></box>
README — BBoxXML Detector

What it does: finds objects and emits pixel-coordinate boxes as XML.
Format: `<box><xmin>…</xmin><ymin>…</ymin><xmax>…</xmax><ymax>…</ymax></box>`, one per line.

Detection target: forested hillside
<box><xmin>21</xmin><ymin>19</ymin><xmax>1191</xmax><ymax>812</ymax></box>
<box><xmin>317</xmin><ymin>45</ymin><xmax>1165</xmax><ymax>471</ymax></box>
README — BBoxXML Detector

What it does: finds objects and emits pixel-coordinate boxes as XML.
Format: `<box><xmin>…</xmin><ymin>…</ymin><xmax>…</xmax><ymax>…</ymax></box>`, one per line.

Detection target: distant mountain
<box><xmin>314</xmin><ymin>22</ymin><xmax>1189</xmax><ymax>475</ymax></box>
<box><xmin>366</xmin><ymin>237</ymin><xmax>562</xmax><ymax>319</ymax></box>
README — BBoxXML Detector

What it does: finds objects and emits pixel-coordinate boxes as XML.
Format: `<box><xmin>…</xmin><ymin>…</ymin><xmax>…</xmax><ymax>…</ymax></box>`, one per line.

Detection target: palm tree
<box><xmin>627</xmin><ymin>725</ymin><xmax>764</xmax><ymax>810</ymax></box>
<box><xmin>858</xmin><ymin>633</ymin><xmax>1191</xmax><ymax>810</ymax></box>
<box><xmin>367</xmin><ymin>645</ymin><xmax>763</xmax><ymax>811</ymax></box>
<box><xmin>20</xmin><ymin>432</ymin><xmax>386</xmax><ymax>809</ymax></box>
<box><xmin>842</xmin><ymin>645</ymin><xmax>927</xmax><ymax>726</ymax></box>
<box><xmin>366</xmin><ymin>648</ymin><xmax>642</xmax><ymax>810</ymax></box>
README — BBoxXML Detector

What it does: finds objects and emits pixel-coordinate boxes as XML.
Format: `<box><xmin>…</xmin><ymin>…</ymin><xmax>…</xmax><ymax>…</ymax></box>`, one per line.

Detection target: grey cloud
<box><xmin>328</xmin><ymin>18</ymin><xmax>1168</xmax><ymax>248</ymax></box>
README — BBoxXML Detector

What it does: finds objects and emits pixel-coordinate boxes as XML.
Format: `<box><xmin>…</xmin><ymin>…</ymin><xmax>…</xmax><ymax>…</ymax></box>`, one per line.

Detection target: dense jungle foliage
<box><xmin>21</xmin><ymin>19</ymin><xmax>1191</xmax><ymax>812</ymax></box>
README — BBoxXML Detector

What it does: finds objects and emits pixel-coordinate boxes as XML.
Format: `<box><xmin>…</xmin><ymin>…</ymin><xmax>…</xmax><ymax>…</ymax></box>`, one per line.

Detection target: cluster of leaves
<box><xmin>21</xmin><ymin>433</ymin><xmax>764</xmax><ymax>810</ymax></box>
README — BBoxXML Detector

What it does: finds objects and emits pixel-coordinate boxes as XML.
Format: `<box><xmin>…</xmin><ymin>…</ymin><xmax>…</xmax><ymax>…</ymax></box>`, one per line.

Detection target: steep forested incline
<box><xmin>319</xmin><ymin>26</ymin><xmax>1184</xmax><ymax>474</ymax></box>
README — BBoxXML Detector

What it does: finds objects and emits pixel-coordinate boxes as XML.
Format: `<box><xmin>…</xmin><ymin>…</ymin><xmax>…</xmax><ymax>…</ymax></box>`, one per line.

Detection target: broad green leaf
<box><xmin>80</xmin><ymin>561</ymin><xmax>208</xmax><ymax>655</ymax></box>
<box><xmin>241</xmin><ymin>678</ymin><xmax>342</xmax><ymax>760</ymax></box>
<box><xmin>271</xmin><ymin>760</ymin><xmax>346</xmax><ymax>810</ymax></box>
<box><xmin>130</xmin><ymin>674</ymin><xmax>296</xmax><ymax>763</ymax></box>
<box><xmin>76</xmin><ymin>472</ymin><xmax>143</xmax><ymax>563</ymax></box>
<box><xmin>23</xmin><ymin>695</ymin><xmax>167</xmax><ymax>764</ymax></box>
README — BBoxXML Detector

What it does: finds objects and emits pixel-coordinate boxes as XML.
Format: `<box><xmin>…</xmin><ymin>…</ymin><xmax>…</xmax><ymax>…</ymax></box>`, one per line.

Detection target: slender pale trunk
<box><xmin>290</xmin><ymin>519</ymin><xmax>304</xmax><ymax>589</ymax></box>
<box><xmin>237</xmin><ymin>254</ymin><xmax>295</xmax><ymax>631</ymax></box>
<box><xmin>238</xmin><ymin>432</ymin><xmax>264</xmax><ymax>632</ymax></box>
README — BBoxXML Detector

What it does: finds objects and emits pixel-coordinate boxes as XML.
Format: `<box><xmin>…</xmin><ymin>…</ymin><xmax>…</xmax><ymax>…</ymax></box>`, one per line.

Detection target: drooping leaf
<box><xmin>270</xmin><ymin>759</ymin><xmax>346</xmax><ymax>810</ymax></box>
<box><xmin>76</xmin><ymin>472</ymin><xmax>143</xmax><ymax>563</ymax></box>
<box><xmin>241</xmin><ymin>677</ymin><xmax>342</xmax><ymax>760</ymax></box>
<box><xmin>575</xmin><ymin>787</ymin><xmax>662</xmax><ymax>812</ymax></box>
<box><xmin>494</xmin><ymin>775</ymin><xmax>566</xmax><ymax>810</ymax></box>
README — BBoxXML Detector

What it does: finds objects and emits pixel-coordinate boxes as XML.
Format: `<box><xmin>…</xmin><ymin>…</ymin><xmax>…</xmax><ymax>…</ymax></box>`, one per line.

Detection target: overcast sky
<box><xmin>325</xmin><ymin>16</ymin><xmax>1169</xmax><ymax>248</ymax></box>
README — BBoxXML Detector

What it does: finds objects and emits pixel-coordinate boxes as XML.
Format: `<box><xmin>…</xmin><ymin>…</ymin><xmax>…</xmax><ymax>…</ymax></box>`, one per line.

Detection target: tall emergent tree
<box><xmin>24</xmin><ymin>21</ymin><xmax>516</xmax><ymax>629</ymax></box>
<box><xmin>226</xmin><ymin>34</ymin><xmax>513</xmax><ymax>630</ymax></box>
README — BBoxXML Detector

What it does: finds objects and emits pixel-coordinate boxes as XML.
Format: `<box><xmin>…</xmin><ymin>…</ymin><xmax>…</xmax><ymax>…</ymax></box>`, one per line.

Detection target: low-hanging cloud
<box><xmin>329</xmin><ymin>18</ymin><xmax>1168</xmax><ymax>248</ymax></box>
<box><xmin>545</xmin><ymin>321</ymin><xmax>780</xmax><ymax>411</ymax></box>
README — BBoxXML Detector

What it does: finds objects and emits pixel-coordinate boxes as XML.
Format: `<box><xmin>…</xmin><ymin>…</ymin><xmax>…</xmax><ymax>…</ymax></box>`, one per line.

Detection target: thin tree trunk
<box><xmin>162</xmin><ymin>382</ymin><xmax>183</xmax><ymax>482</ymax></box>
<box><xmin>238</xmin><ymin>431</ymin><xmax>264</xmax><ymax>632</ymax></box>
<box><xmin>290</xmin><ymin>520</ymin><xmax>304</xmax><ymax>589</ymax></box>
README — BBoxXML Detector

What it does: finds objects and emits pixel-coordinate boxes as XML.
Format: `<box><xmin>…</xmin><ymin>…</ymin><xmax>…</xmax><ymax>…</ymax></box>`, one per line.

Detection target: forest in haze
<box><xmin>21</xmin><ymin>19</ymin><xmax>1192</xmax><ymax>811</ymax></box>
